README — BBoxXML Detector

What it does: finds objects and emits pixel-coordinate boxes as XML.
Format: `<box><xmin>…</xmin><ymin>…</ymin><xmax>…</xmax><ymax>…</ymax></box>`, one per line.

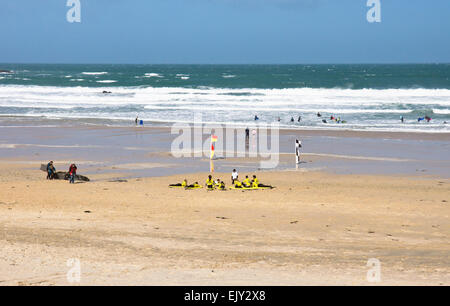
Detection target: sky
<box><xmin>0</xmin><ymin>0</ymin><xmax>449</xmax><ymax>64</ymax></box>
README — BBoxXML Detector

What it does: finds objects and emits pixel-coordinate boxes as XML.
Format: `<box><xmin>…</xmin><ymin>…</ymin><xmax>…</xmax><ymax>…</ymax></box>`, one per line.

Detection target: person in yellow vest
<box><xmin>169</xmin><ymin>179</ymin><xmax>187</xmax><ymax>188</ymax></box>
<box><xmin>218</xmin><ymin>181</ymin><xmax>226</xmax><ymax>190</ymax></box>
<box><xmin>214</xmin><ymin>178</ymin><xmax>222</xmax><ymax>188</ymax></box>
<box><xmin>251</xmin><ymin>175</ymin><xmax>259</xmax><ymax>188</ymax></box>
<box><xmin>242</xmin><ymin>175</ymin><xmax>251</xmax><ymax>188</ymax></box>
<box><xmin>206</xmin><ymin>175</ymin><xmax>214</xmax><ymax>190</ymax></box>
<box><xmin>186</xmin><ymin>181</ymin><xmax>202</xmax><ymax>189</ymax></box>
<box><xmin>252</xmin><ymin>175</ymin><xmax>274</xmax><ymax>189</ymax></box>
<box><xmin>234</xmin><ymin>179</ymin><xmax>243</xmax><ymax>189</ymax></box>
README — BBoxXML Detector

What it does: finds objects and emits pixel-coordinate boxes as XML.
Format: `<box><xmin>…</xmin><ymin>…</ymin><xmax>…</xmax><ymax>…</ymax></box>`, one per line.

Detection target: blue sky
<box><xmin>1</xmin><ymin>0</ymin><xmax>449</xmax><ymax>64</ymax></box>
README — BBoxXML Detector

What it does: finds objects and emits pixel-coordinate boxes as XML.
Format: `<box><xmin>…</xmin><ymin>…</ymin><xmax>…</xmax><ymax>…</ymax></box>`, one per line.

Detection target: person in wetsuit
<box><xmin>169</xmin><ymin>179</ymin><xmax>187</xmax><ymax>188</ymax></box>
<box><xmin>206</xmin><ymin>175</ymin><xmax>214</xmax><ymax>190</ymax></box>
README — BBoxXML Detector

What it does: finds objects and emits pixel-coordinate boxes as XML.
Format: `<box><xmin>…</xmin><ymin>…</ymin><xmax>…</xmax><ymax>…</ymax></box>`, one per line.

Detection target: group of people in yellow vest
<box><xmin>169</xmin><ymin>173</ymin><xmax>274</xmax><ymax>190</ymax></box>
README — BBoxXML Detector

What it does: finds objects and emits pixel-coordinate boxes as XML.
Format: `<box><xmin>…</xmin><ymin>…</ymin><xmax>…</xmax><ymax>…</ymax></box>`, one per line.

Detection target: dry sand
<box><xmin>0</xmin><ymin>162</ymin><xmax>448</xmax><ymax>285</ymax></box>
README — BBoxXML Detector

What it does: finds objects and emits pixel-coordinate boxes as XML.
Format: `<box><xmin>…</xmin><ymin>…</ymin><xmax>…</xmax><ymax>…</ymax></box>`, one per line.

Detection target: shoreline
<box><xmin>1</xmin><ymin>122</ymin><xmax>450</xmax><ymax>140</ymax></box>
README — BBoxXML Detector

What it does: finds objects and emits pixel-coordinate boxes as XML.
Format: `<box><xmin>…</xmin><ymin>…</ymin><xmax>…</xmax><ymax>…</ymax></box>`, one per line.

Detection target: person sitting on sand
<box><xmin>68</xmin><ymin>164</ymin><xmax>77</xmax><ymax>184</ymax></box>
<box><xmin>206</xmin><ymin>175</ymin><xmax>214</xmax><ymax>190</ymax></box>
<box><xmin>169</xmin><ymin>179</ymin><xmax>187</xmax><ymax>188</ymax></box>
<box><xmin>233</xmin><ymin>179</ymin><xmax>243</xmax><ymax>189</ymax></box>
<box><xmin>46</xmin><ymin>161</ymin><xmax>55</xmax><ymax>180</ymax></box>
<box><xmin>218</xmin><ymin>181</ymin><xmax>226</xmax><ymax>190</ymax></box>
<box><xmin>242</xmin><ymin>176</ymin><xmax>251</xmax><ymax>188</ymax></box>
<box><xmin>214</xmin><ymin>179</ymin><xmax>222</xmax><ymax>188</ymax></box>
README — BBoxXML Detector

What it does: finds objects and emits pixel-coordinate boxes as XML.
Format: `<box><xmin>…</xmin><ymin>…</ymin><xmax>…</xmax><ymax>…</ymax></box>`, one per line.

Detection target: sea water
<box><xmin>0</xmin><ymin>64</ymin><xmax>449</xmax><ymax>132</ymax></box>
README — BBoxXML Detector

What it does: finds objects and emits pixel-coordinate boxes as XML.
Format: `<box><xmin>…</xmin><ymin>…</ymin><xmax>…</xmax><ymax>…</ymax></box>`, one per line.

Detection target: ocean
<box><xmin>0</xmin><ymin>64</ymin><xmax>449</xmax><ymax>132</ymax></box>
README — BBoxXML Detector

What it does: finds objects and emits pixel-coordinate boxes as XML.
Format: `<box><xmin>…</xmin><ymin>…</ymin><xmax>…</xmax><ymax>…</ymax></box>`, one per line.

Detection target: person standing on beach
<box><xmin>231</xmin><ymin>169</ymin><xmax>238</xmax><ymax>184</ymax></box>
<box><xmin>46</xmin><ymin>161</ymin><xmax>55</xmax><ymax>180</ymax></box>
<box><xmin>135</xmin><ymin>116</ymin><xmax>138</xmax><ymax>125</ymax></box>
<box><xmin>245</xmin><ymin>127</ymin><xmax>250</xmax><ymax>141</ymax></box>
<box><xmin>68</xmin><ymin>164</ymin><xmax>77</xmax><ymax>184</ymax></box>
<box><xmin>295</xmin><ymin>139</ymin><xmax>302</xmax><ymax>164</ymax></box>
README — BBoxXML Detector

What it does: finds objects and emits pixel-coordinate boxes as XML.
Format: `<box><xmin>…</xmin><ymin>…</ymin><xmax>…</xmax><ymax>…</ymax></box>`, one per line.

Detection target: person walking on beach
<box><xmin>68</xmin><ymin>164</ymin><xmax>77</xmax><ymax>184</ymax></box>
<box><xmin>231</xmin><ymin>169</ymin><xmax>238</xmax><ymax>184</ymax></box>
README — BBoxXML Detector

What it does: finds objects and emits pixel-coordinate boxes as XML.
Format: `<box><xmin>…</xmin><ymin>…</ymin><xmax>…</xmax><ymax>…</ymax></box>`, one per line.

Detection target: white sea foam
<box><xmin>144</xmin><ymin>73</ymin><xmax>162</xmax><ymax>78</ymax></box>
<box><xmin>96</xmin><ymin>80</ymin><xmax>117</xmax><ymax>83</ymax></box>
<box><xmin>433</xmin><ymin>109</ymin><xmax>450</xmax><ymax>114</ymax></box>
<box><xmin>82</xmin><ymin>72</ymin><xmax>108</xmax><ymax>76</ymax></box>
<box><xmin>0</xmin><ymin>85</ymin><xmax>448</xmax><ymax>132</ymax></box>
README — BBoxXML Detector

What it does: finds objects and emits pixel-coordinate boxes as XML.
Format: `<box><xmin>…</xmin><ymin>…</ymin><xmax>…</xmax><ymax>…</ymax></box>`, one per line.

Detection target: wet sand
<box><xmin>0</xmin><ymin>125</ymin><xmax>449</xmax><ymax>178</ymax></box>
<box><xmin>0</xmin><ymin>126</ymin><xmax>449</xmax><ymax>285</ymax></box>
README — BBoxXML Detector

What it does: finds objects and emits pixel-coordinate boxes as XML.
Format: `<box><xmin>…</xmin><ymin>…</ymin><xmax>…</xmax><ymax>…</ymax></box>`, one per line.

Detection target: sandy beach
<box><xmin>0</xmin><ymin>126</ymin><xmax>449</xmax><ymax>285</ymax></box>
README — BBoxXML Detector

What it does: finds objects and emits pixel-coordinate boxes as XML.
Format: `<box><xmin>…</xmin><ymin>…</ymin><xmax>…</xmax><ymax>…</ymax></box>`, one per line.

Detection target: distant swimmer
<box><xmin>330</xmin><ymin>115</ymin><xmax>335</xmax><ymax>121</ymax></box>
<box><xmin>102</xmin><ymin>91</ymin><xmax>112</xmax><ymax>94</ymax></box>
<box><xmin>135</xmin><ymin>116</ymin><xmax>138</xmax><ymax>125</ymax></box>
<box><xmin>400</xmin><ymin>116</ymin><xmax>404</xmax><ymax>123</ymax></box>
<box><xmin>290</xmin><ymin>117</ymin><xmax>294</xmax><ymax>122</ymax></box>
<box><xmin>254</xmin><ymin>115</ymin><xmax>259</xmax><ymax>121</ymax></box>
<box><xmin>418</xmin><ymin>117</ymin><xmax>425</xmax><ymax>122</ymax></box>
<box><xmin>297</xmin><ymin>116</ymin><xmax>301</xmax><ymax>122</ymax></box>
<box><xmin>317</xmin><ymin>112</ymin><xmax>322</xmax><ymax>117</ymax></box>
<box><xmin>277</xmin><ymin>117</ymin><xmax>281</xmax><ymax>122</ymax></box>
<box><xmin>425</xmin><ymin>116</ymin><xmax>432</xmax><ymax>122</ymax></box>
<box><xmin>322</xmin><ymin>119</ymin><xmax>327</xmax><ymax>124</ymax></box>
